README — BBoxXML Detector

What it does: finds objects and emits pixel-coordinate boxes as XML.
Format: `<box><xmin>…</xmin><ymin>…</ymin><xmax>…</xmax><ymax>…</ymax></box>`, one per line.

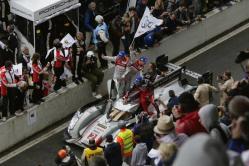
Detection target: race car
<box><xmin>64</xmin><ymin>60</ymin><xmax>209</xmax><ymax>148</ymax></box>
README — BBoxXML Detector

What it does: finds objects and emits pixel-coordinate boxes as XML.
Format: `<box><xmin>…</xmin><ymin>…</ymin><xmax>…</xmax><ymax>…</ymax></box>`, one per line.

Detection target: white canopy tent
<box><xmin>10</xmin><ymin>0</ymin><xmax>81</xmax><ymax>49</ymax></box>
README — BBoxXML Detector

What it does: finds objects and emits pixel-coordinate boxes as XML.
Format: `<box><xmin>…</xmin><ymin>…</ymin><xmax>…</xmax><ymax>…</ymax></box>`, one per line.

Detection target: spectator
<box><xmin>121</xmin><ymin>13</ymin><xmax>132</xmax><ymax>53</ymax></box>
<box><xmin>158</xmin><ymin>143</ymin><xmax>177</xmax><ymax>166</ymax></box>
<box><xmin>46</xmin><ymin>39</ymin><xmax>70</xmax><ymax>91</ymax></box>
<box><xmin>151</xmin><ymin>0</ymin><xmax>165</xmax><ymax>18</ymax></box>
<box><xmin>18</xmin><ymin>46</ymin><xmax>31</xmax><ymax>72</ymax></box>
<box><xmin>104</xmin><ymin>135</ymin><xmax>122</xmax><ymax>166</ymax></box>
<box><xmin>133</xmin><ymin>112</ymin><xmax>154</xmax><ymax>153</ymax></box>
<box><xmin>172</xmin><ymin>92</ymin><xmax>207</xmax><ymax>136</ymax></box>
<box><xmin>153</xmin><ymin>115</ymin><xmax>188</xmax><ymax>147</ymax></box>
<box><xmin>83</xmin><ymin>51</ymin><xmax>104</xmax><ymax>98</ymax></box>
<box><xmin>166</xmin><ymin>0</ymin><xmax>176</xmax><ymax>12</ymax></box>
<box><xmin>128</xmin><ymin>7</ymin><xmax>140</xmax><ymax>49</ymax></box>
<box><xmin>109</xmin><ymin>15</ymin><xmax>123</xmax><ymax>57</ymax></box>
<box><xmin>167</xmin><ymin>90</ymin><xmax>179</xmax><ymax>112</ymax></box>
<box><xmin>174</xmin><ymin>2</ymin><xmax>191</xmax><ymax>25</ymax></box>
<box><xmin>131</xmin><ymin>135</ymin><xmax>148</xmax><ymax>166</ymax></box>
<box><xmin>81</xmin><ymin>139</ymin><xmax>104</xmax><ymax>166</ymax></box>
<box><xmin>6</xmin><ymin>24</ymin><xmax>18</xmax><ymax>64</ymax></box>
<box><xmin>136</xmin><ymin>0</ymin><xmax>148</xmax><ymax>18</ymax></box>
<box><xmin>194</xmin><ymin>76</ymin><xmax>218</xmax><ymax>107</ymax></box>
<box><xmin>0</xmin><ymin>61</ymin><xmax>22</xmax><ymax>121</ymax></box>
<box><xmin>116</xmin><ymin>124</ymin><xmax>134</xmax><ymax>165</ymax></box>
<box><xmin>93</xmin><ymin>15</ymin><xmax>109</xmax><ymax>69</ymax></box>
<box><xmin>217</xmin><ymin>71</ymin><xmax>234</xmax><ymax>106</ymax></box>
<box><xmin>101</xmin><ymin>51</ymin><xmax>130</xmax><ymax>98</ymax></box>
<box><xmin>14</xmin><ymin>80</ymin><xmax>28</xmax><ymax>116</ymax></box>
<box><xmin>162</xmin><ymin>13</ymin><xmax>182</xmax><ymax>35</ymax></box>
<box><xmin>84</xmin><ymin>2</ymin><xmax>96</xmax><ymax>49</ymax></box>
<box><xmin>198</xmin><ymin>104</ymin><xmax>230</xmax><ymax>144</ymax></box>
<box><xmin>144</xmin><ymin>62</ymin><xmax>158</xmax><ymax>83</ymax></box>
<box><xmin>72</xmin><ymin>32</ymin><xmax>85</xmax><ymax>84</ymax></box>
<box><xmin>173</xmin><ymin>134</ymin><xmax>229</xmax><ymax>166</ymax></box>
<box><xmin>31</xmin><ymin>53</ymin><xmax>50</xmax><ymax>104</ymax></box>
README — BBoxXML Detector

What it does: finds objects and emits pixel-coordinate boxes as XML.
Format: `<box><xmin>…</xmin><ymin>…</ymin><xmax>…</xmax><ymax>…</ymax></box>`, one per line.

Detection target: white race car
<box><xmin>64</xmin><ymin>62</ymin><xmax>205</xmax><ymax>147</ymax></box>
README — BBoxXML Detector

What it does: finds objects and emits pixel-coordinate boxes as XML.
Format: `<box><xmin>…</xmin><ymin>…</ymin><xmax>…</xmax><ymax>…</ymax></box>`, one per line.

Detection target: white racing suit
<box><xmin>102</xmin><ymin>55</ymin><xmax>130</xmax><ymax>98</ymax></box>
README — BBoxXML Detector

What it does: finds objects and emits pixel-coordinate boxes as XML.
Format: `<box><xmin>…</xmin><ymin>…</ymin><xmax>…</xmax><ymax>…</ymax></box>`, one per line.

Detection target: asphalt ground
<box><xmin>2</xmin><ymin>26</ymin><xmax>249</xmax><ymax>166</ymax></box>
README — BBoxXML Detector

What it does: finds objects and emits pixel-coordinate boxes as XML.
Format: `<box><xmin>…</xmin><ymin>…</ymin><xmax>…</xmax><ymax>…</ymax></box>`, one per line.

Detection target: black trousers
<box><xmin>15</xmin><ymin>89</ymin><xmax>25</xmax><ymax>111</ymax></box>
<box><xmin>2</xmin><ymin>88</ymin><xmax>16</xmax><ymax>117</ymax></box>
<box><xmin>54</xmin><ymin>67</ymin><xmax>65</xmax><ymax>91</ymax></box>
<box><xmin>32</xmin><ymin>81</ymin><xmax>43</xmax><ymax>103</ymax></box>
<box><xmin>97</xmin><ymin>42</ymin><xmax>108</xmax><ymax>68</ymax></box>
<box><xmin>72</xmin><ymin>55</ymin><xmax>83</xmax><ymax>78</ymax></box>
<box><xmin>110</xmin><ymin>36</ymin><xmax>121</xmax><ymax>57</ymax></box>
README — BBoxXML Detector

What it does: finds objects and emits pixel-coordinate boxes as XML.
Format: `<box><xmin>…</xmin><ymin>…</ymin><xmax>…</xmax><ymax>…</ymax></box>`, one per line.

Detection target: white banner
<box><xmin>134</xmin><ymin>7</ymin><xmax>163</xmax><ymax>38</ymax></box>
<box><xmin>61</xmin><ymin>33</ymin><xmax>76</xmax><ymax>48</ymax></box>
<box><xmin>13</xmin><ymin>63</ymin><xmax>23</xmax><ymax>76</ymax></box>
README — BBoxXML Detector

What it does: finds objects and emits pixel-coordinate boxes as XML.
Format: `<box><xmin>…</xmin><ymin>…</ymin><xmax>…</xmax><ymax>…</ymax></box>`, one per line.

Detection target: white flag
<box><xmin>60</xmin><ymin>33</ymin><xmax>76</xmax><ymax>48</ymax></box>
<box><xmin>134</xmin><ymin>7</ymin><xmax>163</xmax><ymax>38</ymax></box>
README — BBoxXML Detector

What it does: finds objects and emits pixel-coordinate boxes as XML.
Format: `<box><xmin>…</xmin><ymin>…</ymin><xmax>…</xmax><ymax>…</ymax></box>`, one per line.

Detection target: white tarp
<box><xmin>134</xmin><ymin>7</ymin><xmax>163</xmax><ymax>38</ymax></box>
<box><xmin>10</xmin><ymin>0</ymin><xmax>80</xmax><ymax>22</ymax></box>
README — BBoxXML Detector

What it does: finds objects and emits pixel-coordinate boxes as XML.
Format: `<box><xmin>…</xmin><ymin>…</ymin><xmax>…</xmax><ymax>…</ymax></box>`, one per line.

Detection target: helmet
<box><xmin>57</xmin><ymin>149</ymin><xmax>67</xmax><ymax>159</ymax></box>
<box><xmin>86</xmin><ymin>51</ymin><xmax>95</xmax><ymax>58</ymax></box>
<box><xmin>134</xmin><ymin>75</ymin><xmax>143</xmax><ymax>85</ymax></box>
<box><xmin>144</xmin><ymin>32</ymin><xmax>155</xmax><ymax>47</ymax></box>
<box><xmin>139</xmin><ymin>56</ymin><xmax>148</xmax><ymax>64</ymax></box>
<box><xmin>117</xmin><ymin>51</ymin><xmax>126</xmax><ymax>58</ymax></box>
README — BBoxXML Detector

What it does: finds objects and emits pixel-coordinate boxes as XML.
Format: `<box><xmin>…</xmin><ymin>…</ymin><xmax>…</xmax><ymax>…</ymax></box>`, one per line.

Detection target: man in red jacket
<box><xmin>0</xmin><ymin>61</ymin><xmax>21</xmax><ymax>121</ymax></box>
<box><xmin>172</xmin><ymin>92</ymin><xmax>207</xmax><ymax>136</ymax></box>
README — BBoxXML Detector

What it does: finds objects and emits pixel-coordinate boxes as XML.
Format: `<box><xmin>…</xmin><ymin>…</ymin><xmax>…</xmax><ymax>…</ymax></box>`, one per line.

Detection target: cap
<box><xmin>86</xmin><ymin>51</ymin><xmax>95</xmax><ymax>58</ymax></box>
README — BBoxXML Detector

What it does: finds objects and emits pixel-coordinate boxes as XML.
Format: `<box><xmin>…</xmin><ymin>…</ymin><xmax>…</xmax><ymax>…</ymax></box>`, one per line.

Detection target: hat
<box><xmin>86</xmin><ymin>51</ymin><xmax>95</xmax><ymax>58</ymax></box>
<box><xmin>154</xmin><ymin>115</ymin><xmax>174</xmax><ymax>135</ymax></box>
<box><xmin>95</xmin><ymin>15</ymin><xmax>104</xmax><ymax>23</ymax></box>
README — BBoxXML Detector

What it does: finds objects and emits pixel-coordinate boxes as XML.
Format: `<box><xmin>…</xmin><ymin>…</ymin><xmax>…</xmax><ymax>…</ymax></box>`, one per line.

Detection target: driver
<box><xmin>123</xmin><ymin>75</ymin><xmax>159</xmax><ymax>116</ymax></box>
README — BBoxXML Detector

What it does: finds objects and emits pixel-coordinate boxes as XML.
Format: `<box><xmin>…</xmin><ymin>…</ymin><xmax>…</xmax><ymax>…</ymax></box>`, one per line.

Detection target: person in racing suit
<box><xmin>122</xmin><ymin>56</ymin><xmax>148</xmax><ymax>95</ymax></box>
<box><xmin>123</xmin><ymin>75</ymin><xmax>159</xmax><ymax>117</ymax></box>
<box><xmin>102</xmin><ymin>50</ymin><xmax>130</xmax><ymax>98</ymax></box>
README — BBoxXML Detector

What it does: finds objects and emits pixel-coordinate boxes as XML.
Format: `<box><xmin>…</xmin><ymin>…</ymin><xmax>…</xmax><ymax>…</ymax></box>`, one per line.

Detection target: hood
<box><xmin>136</xmin><ymin>143</ymin><xmax>147</xmax><ymax>150</ymax></box>
<box><xmin>198</xmin><ymin>104</ymin><xmax>219</xmax><ymax>131</ymax></box>
<box><xmin>173</xmin><ymin>134</ymin><xmax>229</xmax><ymax>166</ymax></box>
<box><xmin>79</xmin><ymin>115</ymin><xmax>118</xmax><ymax>146</ymax></box>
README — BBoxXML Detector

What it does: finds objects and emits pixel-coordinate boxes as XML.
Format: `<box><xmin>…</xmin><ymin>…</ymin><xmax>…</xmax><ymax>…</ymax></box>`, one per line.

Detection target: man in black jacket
<box><xmin>72</xmin><ymin>32</ymin><xmax>85</xmax><ymax>84</ymax></box>
<box><xmin>104</xmin><ymin>135</ymin><xmax>122</xmax><ymax>166</ymax></box>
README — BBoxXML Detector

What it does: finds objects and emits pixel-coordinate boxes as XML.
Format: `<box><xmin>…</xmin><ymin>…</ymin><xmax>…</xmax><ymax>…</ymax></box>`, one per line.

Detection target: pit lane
<box><xmin>1</xmin><ymin>25</ymin><xmax>249</xmax><ymax>166</ymax></box>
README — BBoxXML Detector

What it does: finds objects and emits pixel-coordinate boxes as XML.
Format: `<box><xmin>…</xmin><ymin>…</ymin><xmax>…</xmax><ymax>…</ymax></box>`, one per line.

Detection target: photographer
<box><xmin>217</xmin><ymin>71</ymin><xmax>234</xmax><ymax>106</ymax></box>
<box><xmin>83</xmin><ymin>51</ymin><xmax>104</xmax><ymax>98</ymax></box>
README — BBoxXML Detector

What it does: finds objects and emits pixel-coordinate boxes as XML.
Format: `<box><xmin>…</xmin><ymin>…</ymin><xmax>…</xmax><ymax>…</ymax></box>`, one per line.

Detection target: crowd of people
<box><xmin>55</xmin><ymin>57</ymin><xmax>249</xmax><ymax>166</ymax></box>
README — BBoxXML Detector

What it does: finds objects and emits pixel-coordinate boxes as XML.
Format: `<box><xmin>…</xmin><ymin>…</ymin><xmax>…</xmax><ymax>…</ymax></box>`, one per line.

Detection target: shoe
<box><xmin>92</xmin><ymin>92</ymin><xmax>97</xmax><ymax>97</ymax></box>
<box><xmin>95</xmin><ymin>94</ymin><xmax>103</xmax><ymax>99</ymax></box>
<box><xmin>40</xmin><ymin>98</ymin><xmax>45</xmax><ymax>102</ymax></box>
<box><xmin>73</xmin><ymin>77</ymin><xmax>79</xmax><ymax>84</ymax></box>
<box><xmin>78</xmin><ymin>78</ymin><xmax>84</xmax><ymax>83</ymax></box>
<box><xmin>15</xmin><ymin>110</ymin><xmax>24</xmax><ymax>116</ymax></box>
<box><xmin>2</xmin><ymin>117</ymin><xmax>6</xmax><ymax>122</ymax></box>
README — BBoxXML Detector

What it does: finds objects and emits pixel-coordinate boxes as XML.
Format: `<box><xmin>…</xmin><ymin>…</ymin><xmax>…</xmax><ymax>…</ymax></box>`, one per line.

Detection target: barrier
<box><xmin>1</xmin><ymin>0</ymin><xmax>249</xmax><ymax>153</ymax></box>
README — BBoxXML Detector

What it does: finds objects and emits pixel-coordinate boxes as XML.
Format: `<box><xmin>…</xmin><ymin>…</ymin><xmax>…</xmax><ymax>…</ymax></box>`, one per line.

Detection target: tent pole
<box><xmin>33</xmin><ymin>22</ymin><xmax>36</xmax><ymax>52</ymax></box>
<box><xmin>77</xmin><ymin>7</ymin><xmax>79</xmax><ymax>31</ymax></box>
